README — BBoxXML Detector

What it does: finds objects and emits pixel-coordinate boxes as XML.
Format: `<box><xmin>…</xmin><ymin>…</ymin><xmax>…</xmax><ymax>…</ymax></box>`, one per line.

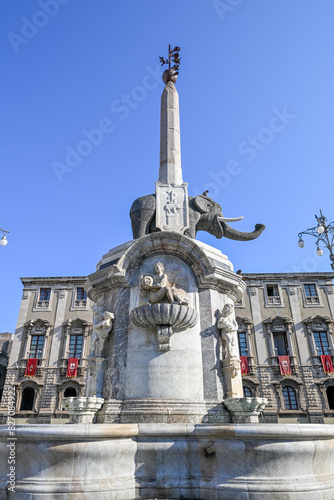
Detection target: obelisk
<box><xmin>159</xmin><ymin>79</ymin><xmax>182</xmax><ymax>185</ymax></box>
<box><xmin>155</xmin><ymin>47</ymin><xmax>189</xmax><ymax>233</ymax></box>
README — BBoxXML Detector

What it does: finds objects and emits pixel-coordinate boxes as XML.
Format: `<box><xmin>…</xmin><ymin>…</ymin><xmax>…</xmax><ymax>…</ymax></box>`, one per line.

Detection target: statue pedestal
<box><xmin>62</xmin><ymin>396</ymin><xmax>104</xmax><ymax>424</ymax></box>
<box><xmin>221</xmin><ymin>356</ymin><xmax>243</xmax><ymax>398</ymax></box>
<box><xmin>224</xmin><ymin>397</ymin><xmax>267</xmax><ymax>423</ymax></box>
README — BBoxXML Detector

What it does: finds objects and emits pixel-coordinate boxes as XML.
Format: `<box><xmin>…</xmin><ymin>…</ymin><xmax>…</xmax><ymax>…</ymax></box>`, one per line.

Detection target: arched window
<box><xmin>243</xmin><ymin>387</ymin><xmax>252</xmax><ymax>398</ymax></box>
<box><xmin>64</xmin><ymin>387</ymin><xmax>77</xmax><ymax>398</ymax></box>
<box><xmin>326</xmin><ymin>386</ymin><xmax>334</xmax><ymax>410</ymax></box>
<box><xmin>283</xmin><ymin>386</ymin><xmax>298</xmax><ymax>410</ymax></box>
<box><xmin>20</xmin><ymin>387</ymin><xmax>35</xmax><ymax>411</ymax></box>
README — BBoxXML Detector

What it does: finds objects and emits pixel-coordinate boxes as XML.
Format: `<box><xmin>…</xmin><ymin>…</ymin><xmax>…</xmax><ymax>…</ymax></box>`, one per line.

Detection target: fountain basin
<box><xmin>130</xmin><ymin>303</ymin><xmax>198</xmax><ymax>350</ymax></box>
<box><xmin>1</xmin><ymin>423</ymin><xmax>334</xmax><ymax>499</ymax></box>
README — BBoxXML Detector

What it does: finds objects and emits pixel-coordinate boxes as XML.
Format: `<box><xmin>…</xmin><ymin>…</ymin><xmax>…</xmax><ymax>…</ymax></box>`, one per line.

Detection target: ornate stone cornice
<box><xmin>304</xmin><ymin>315</ymin><xmax>334</xmax><ymax>326</ymax></box>
<box><xmin>24</xmin><ymin>318</ymin><xmax>53</xmax><ymax>334</ymax></box>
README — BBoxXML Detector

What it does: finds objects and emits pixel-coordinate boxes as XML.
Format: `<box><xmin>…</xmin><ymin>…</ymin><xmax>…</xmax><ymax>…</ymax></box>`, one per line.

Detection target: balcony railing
<box><xmin>37</xmin><ymin>300</ymin><xmax>49</xmax><ymax>308</ymax></box>
<box><xmin>270</xmin><ymin>355</ymin><xmax>298</xmax><ymax>375</ymax></box>
<box><xmin>74</xmin><ymin>299</ymin><xmax>87</xmax><ymax>307</ymax></box>
<box><xmin>267</xmin><ymin>296</ymin><xmax>281</xmax><ymax>305</ymax></box>
<box><xmin>306</xmin><ymin>296</ymin><xmax>320</xmax><ymax>304</ymax></box>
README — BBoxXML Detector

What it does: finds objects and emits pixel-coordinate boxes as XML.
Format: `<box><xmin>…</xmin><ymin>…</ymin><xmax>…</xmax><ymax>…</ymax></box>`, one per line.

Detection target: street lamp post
<box><xmin>298</xmin><ymin>210</ymin><xmax>334</xmax><ymax>270</ymax></box>
<box><xmin>0</xmin><ymin>228</ymin><xmax>10</xmax><ymax>247</ymax></box>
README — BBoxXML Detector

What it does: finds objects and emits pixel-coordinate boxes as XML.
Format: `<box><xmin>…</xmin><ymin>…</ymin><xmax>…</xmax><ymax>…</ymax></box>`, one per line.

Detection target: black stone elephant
<box><xmin>130</xmin><ymin>193</ymin><xmax>265</xmax><ymax>241</ymax></box>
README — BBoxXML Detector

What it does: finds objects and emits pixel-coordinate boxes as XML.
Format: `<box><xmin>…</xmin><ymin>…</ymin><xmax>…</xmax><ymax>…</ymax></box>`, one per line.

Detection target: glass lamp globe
<box><xmin>0</xmin><ymin>236</ymin><xmax>8</xmax><ymax>246</ymax></box>
<box><xmin>298</xmin><ymin>238</ymin><xmax>305</xmax><ymax>248</ymax></box>
<box><xmin>316</xmin><ymin>246</ymin><xmax>323</xmax><ymax>256</ymax></box>
<box><xmin>317</xmin><ymin>225</ymin><xmax>325</xmax><ymax>234</ymax></box>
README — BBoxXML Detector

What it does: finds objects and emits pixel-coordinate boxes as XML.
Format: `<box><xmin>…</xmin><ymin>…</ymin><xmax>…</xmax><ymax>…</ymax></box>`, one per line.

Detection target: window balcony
<box><xmin>270</xmin><ymin>355</ymin><xmax>298</xmax><ymax>375</ymax></box>
<box><xmin>267</xmin><ymin>296</ymin><xmax>281</xmax><ymax>305</ymax></box>
<box><xmin>74</xmin><ymin>299</ymin><xmax>87</xmax><ymax>307</ymax></box>
<box><xmin>37</xmin><ymin>300</ymin><xmax>50</xmax><ymax>308</ymax></box>
<box><xmin>59</xmin><ymin>365</ymin><xmax>85</xmax><ymax>378</ymax></box>
<box><xmin>306</xmin><ymin>296</ymin><xmax>320</xmax><ymax>305</ymax></box>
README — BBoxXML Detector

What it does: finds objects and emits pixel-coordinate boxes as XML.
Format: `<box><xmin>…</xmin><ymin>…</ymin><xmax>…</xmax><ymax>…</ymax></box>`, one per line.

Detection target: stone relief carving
<box><xmin>155</xmin><ymin>183</ymin><xmax>190</xmax><ymax>233</ymax></box>
<box><xmin>90</xmin><ymin>305</ymin><xmax>115</xmax><ymax>357</ymax></box>
<box><xmin>141</xmin><ymin>261</ymin><xmax>189</xmax><ymax>306</ymax></box>
<box><xmin>163</xmin><ymin>190</ymin><xmax>181</xmax><ymax>228</ymax></box>
<box><xmin>131</xmin><ymin>261</ymin><xmax>197</xmax><ymax>351</ymax></box>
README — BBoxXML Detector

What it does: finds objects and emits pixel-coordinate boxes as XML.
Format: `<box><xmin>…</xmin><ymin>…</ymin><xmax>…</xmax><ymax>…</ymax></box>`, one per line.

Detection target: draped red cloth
<box><xmin>278</xmin><ymin>356</ymin><xmax>291</xmax><ymax>376</ymax></box>
<box><xmin>24</xmin><ymin>358</ymin><xmax>38</xmax><ymax>377</ymax></box>
<box><xmin>240</xmin><ymin>356</ymin><xmax>249</xmax><ymax>374</ymax></box>
<box><xmin>66</xmin><ymin>358</ymin><xmax>79</xmax><ymax>378</ymax></box>
<box><xmin>320</xmin><ymin>355</ymin><xmax>334</xmax><ymax>374</ymax></box>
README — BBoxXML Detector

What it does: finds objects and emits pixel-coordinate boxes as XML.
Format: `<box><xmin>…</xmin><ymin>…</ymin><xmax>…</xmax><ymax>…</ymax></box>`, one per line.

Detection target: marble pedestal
<box><xmin>224</xmin><ymin>397</ymin><xmax>268</xmax><ymax>423</ymax></box>
<box><xmin>61</xmin><ymin>396</ymin><xmax>104</xmax><ymax>424</ymax></box>
<box><xmin>85</xmin><ymin>232</ymin><xmax>246</xmax><ymax>424</ymax></box>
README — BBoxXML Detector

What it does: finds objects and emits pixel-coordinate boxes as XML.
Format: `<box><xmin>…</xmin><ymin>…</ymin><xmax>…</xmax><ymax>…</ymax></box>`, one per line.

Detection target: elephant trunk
<box><xmin>221</xmin><ymin>222</ymin><xmax>265</xmax><ymax>241</ymax></box>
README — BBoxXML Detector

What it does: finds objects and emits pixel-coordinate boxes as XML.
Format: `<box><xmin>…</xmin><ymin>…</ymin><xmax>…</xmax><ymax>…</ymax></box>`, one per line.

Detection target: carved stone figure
<box><xmin>90</xmin><ymin>305</ymin><xmax>114</xmax><ymax>357</ymax></box>
<box><xmin>142</xmin><ymin>262</ymin><xmax>189</xmax><ymax>306</ymax></box>
<box><xmin>131</xmin><ymin>261</ymin><xmax>196</xmax><ymax>351</ymax></box>
<box><xmin>130</xmin><ymin>193</ymin><xmax>265</xmax><ymax>241</ymax></box>
<box><xmin>217</xmin><ymin>303</ymin><xmax>238</xmax><ymax>359</ymax></box>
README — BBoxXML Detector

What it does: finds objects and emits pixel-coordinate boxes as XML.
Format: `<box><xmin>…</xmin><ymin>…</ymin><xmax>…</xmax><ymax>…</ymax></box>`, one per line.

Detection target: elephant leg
<box><xmin>131</xmin><ymin>210</ymin><xmax>155</xmax><ymax>239</ymax></box>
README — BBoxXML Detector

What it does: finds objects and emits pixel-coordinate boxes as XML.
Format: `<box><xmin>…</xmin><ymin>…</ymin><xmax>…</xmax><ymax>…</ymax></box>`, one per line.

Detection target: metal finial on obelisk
<box><xmin>155</xmin><ymin>44</ymin><xmax>189</xmax><ymax>234</ymax></box>
<box><xmin>159</xmin><ymin>44</ymin><xmax>181</xmax><ymax>84</ymax></box>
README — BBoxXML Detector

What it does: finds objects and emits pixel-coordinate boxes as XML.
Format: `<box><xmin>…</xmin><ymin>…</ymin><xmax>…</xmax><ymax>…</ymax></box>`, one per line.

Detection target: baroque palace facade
<box><xmin>1</xmin><ymin>270</ymin><xmax>334</xmax><ymax>424</ymax></box>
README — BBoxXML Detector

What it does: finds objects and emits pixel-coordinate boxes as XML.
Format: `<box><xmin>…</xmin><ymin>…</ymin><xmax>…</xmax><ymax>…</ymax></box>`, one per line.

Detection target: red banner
<box><xmin>320</xmin><ymin>355</ymin><xmax>334</xmax><ymax>374</ymax></box>
<box><xmin>66</xmin><ymin>358</ymin><xmax>79</xmax><ymax>378</ymax></box>
<box><xmin>278</xmin><ymin>356</ymin><xmax>291</xmax><ymax>376</ymax></box>
<box><xmin>240</xmin><ymin>356</ymin><xmax>249</xmax><ymax>374</ymax></box>
<box><xmin>24</xmin><ymin>358</ymin><xmax>38</xmax><ymax>377</ymax></box>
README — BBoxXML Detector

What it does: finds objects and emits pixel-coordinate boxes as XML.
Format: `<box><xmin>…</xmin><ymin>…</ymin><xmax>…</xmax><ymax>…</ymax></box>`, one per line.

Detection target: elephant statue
<box><xmin>130</xmin><ymin>192</ymin><xmax>265</xmax><ymax>241</ymax></box>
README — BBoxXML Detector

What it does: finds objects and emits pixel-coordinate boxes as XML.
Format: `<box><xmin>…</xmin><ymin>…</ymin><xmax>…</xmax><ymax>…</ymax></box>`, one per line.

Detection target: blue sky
<box><xmin>1</xmin><ymin>0</ymin><xmax>334</xmax><ymax>332</ymax></box>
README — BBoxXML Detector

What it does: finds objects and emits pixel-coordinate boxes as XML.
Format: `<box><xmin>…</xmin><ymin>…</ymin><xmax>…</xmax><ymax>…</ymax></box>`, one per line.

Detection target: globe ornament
<box><xmin>162</xmin><ymin>69</ymin><xmax>178</xmax><ymax>84</ymax></box>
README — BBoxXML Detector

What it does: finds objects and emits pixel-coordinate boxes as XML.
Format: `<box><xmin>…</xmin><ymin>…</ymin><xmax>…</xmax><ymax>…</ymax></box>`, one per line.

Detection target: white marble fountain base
<box><xmin>1</xmin><ymin>423</ymin><xmax>334</xmax><ymax>499</ymax></box>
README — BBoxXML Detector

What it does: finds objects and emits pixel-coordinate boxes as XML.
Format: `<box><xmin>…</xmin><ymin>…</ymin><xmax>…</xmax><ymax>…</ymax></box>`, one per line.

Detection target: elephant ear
<box><xmin>194</xmin><ymin>195</ymin><xmax>213</xmax><ymax>213</ymax></box>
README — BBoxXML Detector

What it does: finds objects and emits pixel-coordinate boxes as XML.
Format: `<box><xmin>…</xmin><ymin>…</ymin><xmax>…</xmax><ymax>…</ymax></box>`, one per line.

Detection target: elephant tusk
<box><xmin>218</xmin><ymin>216</ymin><xmax>244</xmax><ymax>223</ymax></box>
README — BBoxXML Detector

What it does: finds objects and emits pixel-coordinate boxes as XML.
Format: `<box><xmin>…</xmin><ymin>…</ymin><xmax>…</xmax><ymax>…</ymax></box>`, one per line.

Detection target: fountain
<box><xmin>0</xmin><ymin>45</ymin><xmax>333</xmax><ymax>499</ymax></box>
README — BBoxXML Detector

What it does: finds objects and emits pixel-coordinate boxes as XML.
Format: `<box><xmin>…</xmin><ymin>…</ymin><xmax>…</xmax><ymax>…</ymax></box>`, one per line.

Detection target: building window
<box><xmin>38</xmin><ymin>288</ymin><xmax>51</xmax><ymax>307</ymax></box>
<box><xmin>327</xmin><ymin>386</ymin><xmax>334</xmax><ymax>410</ymax></box>
<box><xmin>304</xmin><ymin>284</ymin><xmax>320</xmax><ymax>304</ymax></box>
<box><xmin>74</xmin><ymin>287</ymin><xmax>87</xmax><ymax>307</ymax></box>
<box><xmin>283</xmin><ymin>386</ymin><xmax>298</xmax><ymax>410</ymax></box>
<box><xmin>313</xmin><ymin>331</ymin><xmax>330</xmax><ymax>355</ymax></box>
<box><xmin>238</xmin><ymin>332</ymin><xmax>248</xmax><ymax>356</ymax></box>
<box><xmin>29</xmin><ymin>335</ymin><xmax>44</xmax><ymax>359</ymax></box>
<box><xmin>243</xmin><ymin>387</ymin><xmax>252</xmax><ymax>398</ymax></box>
<box><xmin>76</xmin><ymin>288</ymin><xmax>87</xmax><ymax>300</ymax></box>
<box><xmin>20</xmin><ymin>387</ymin><xmax>35</xmax><ymax>411</ymax></box>
<box><xmin>266</xmin><ymin>285</ymin><xmax>281</xmax><ymax>305</ymax></box>
<box><xmin>273</xmin><ymin>331</ymin><xmax>289</xmax><ymax>356</ymax></box>
<box><xmin>64</xmin><ymin>387</ymin><xmax>77</xmax><ymax>398</ymax></box>
<box><xmin>69</xmin><ymin>335</ymin><xmax>83</xmax><ymax>358</ymax></box>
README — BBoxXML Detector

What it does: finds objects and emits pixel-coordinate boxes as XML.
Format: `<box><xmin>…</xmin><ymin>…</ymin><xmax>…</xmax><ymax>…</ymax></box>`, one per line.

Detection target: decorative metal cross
<box><xmin>159</xmin><ymin>44</ymin><xmax>181</xmax><ymax>75</ymax></box>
